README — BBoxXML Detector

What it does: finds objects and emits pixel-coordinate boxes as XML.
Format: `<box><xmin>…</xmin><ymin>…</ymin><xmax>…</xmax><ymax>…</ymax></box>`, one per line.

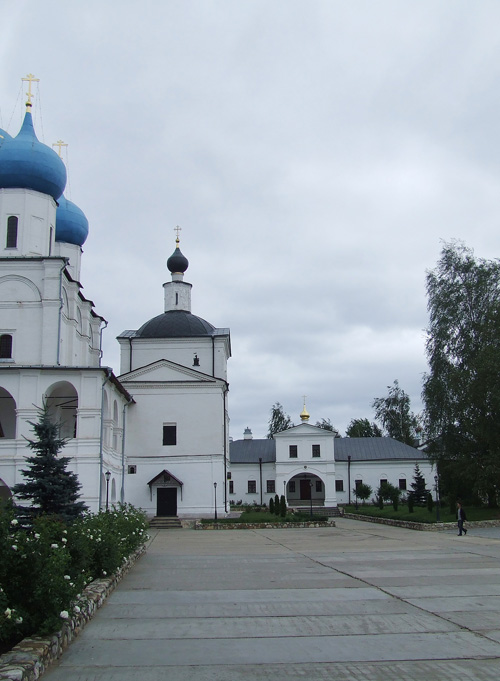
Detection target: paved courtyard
<box><xmin>43</xmin><ymin>518</ymin><xmax>500</xmax><ymax>680</ymax></box>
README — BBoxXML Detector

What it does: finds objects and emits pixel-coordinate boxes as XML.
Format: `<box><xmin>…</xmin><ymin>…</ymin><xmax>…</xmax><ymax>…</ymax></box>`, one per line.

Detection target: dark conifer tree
<box><xmin>13</xmin><ymin>404</ymin><xmax>87</xmax><ymax>520</ymax></box>
<box><xmin>410</xmin><ymin>463</ymin><xmax>428</xmax><ymax>506</ymax></box>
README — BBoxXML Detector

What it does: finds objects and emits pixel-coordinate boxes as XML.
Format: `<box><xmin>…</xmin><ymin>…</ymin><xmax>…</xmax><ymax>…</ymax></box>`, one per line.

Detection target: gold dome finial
<box><xmin>174</xmin><ymin>225</ymin><xmax>182</xmax><ymax>248</ymax></box>
<box><xmin>22</xmin><ymin>73</ymin><xmax>39</xmax><ymax>110</ymax></box>
<box><xmin>300</xmin><ymin>396</ymin><xmax>310</xmax><ymax>422</ymax></box>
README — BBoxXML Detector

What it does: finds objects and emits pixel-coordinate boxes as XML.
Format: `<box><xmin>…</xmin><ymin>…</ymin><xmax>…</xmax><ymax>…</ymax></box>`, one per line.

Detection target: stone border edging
<box><xmin>194</xmin><ymin>520</ymin><xmax>336</xmax><ymax>530</ymax></box>
<box><xmin>0</xmin><ymin>543</ymin><xmax>147</xmax><ymax>681</ymax></box>
<box><xmin>343</xmin><ymin>512</ymin><xmax>500</xmax><ymax>531</ymax></box>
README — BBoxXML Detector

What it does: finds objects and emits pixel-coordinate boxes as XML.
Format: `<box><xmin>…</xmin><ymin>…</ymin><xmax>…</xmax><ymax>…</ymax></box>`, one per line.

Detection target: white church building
<box><xmin>0</xmin><ymin>83</ymin><xmax>433</xmax><ymax>519</ymax></box>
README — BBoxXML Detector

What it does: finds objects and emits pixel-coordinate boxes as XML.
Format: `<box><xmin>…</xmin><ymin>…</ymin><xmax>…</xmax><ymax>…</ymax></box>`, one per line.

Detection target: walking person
<box><xmin>457</xmin><ymin>501</ymin><xmax>467</xmax><ymax>536</ymax></box>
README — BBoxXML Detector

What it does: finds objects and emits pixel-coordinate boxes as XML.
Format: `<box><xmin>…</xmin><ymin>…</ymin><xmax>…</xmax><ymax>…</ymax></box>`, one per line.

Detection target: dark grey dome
<box><xmin>136</xmin><ymin>310</ymin><xmax>215</xmax><ymax>338</ymax></box>
<box><xmin>167</xmin><ymin>246</ymin><xmax>189</xmax><ymax>274</ymax></box>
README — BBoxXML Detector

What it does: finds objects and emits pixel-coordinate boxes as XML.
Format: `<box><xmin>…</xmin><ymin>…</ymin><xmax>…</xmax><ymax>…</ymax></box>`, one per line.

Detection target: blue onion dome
<box><xmin>167</xmin><ymin>237</ymin><xmax>189</xmax><ymax>274</ymax></box>
<box><xmin>0</xmin><ymin>128</ymin><xmax>12</xmax><ymax>142</ymax></box>
<box><xmin>56</xmin><ymin>195</ymin><xmax>89</xmax><ymax>246</ymax></box>
<box><xmin>0</xmin><ymin>110</ymin><xmax>67</xmax><ymax>200</ymax></box>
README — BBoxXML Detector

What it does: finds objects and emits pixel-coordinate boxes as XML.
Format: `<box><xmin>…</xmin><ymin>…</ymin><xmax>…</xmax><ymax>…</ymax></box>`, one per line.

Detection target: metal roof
<box><xmin>229</xmin><ymin>437</ymin><xmax>429</xmax><ymax>464</ymax></box>
<box><xmin>334</xmin><ymin>438</ymin><xmax>429</xmax><ymax>462</ymax></box>
<box><xmin>229</xmin><ymin>439</ymin><xmax>276</xmax><ymax>463</ymax></box>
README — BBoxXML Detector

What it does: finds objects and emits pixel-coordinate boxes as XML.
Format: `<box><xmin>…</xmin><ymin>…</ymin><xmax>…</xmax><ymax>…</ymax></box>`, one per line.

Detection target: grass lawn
<box><xmin>344</xmin><ymin>504</ymin><xmax>500</xmax><ymax>523</ymax></box>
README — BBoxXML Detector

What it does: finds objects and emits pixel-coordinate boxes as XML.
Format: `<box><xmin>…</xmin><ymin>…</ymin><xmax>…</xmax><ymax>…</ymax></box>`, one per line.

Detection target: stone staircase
<box><xmin>149</xmin><ymin>516</ymin><xmax>182</xmax><ymax>529</ymax></box>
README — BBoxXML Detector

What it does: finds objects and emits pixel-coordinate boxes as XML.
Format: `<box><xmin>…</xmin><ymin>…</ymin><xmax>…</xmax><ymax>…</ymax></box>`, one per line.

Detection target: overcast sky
<box><xmin>2</xmin><ymin>0</ymin><xmax>500</xmax><ymax>439</ymax></box>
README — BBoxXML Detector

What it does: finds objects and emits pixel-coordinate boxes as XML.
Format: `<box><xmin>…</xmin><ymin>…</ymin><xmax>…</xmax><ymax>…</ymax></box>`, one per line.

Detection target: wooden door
<box><xmin>157</xmin><ymin>487</ymin><xmax>177</xmax><ymax>516</ymax></box>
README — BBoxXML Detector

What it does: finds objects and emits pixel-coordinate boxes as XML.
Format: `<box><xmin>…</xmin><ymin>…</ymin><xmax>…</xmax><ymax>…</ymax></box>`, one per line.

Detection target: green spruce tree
<box><xmin>13</xmin><ymin>404</ymin><xmax>87</xmax><ymax>520</ymax></box>
<box><xmin>410</xmin><ymin>463</ymin><xmax>428</xmax><ymax>505</ymax></box>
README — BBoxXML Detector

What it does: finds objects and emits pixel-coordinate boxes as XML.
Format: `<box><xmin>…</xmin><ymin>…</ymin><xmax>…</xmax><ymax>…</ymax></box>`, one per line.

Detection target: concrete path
<box><xmin>43</xmin><ymin>519</ymin><xmax>500</xmax><ymax>680</ymax></box>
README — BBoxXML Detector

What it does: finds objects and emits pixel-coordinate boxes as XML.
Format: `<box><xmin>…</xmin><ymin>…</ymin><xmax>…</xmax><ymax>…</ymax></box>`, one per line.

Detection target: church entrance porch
<box><xmin>286</xmin><ymin>473</ymin><xmax>325</xmax><ymax>507</ymax></box>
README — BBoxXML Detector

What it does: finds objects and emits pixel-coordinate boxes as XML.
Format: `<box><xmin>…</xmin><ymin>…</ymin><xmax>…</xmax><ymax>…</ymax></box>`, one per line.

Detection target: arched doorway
<box><xmin>285</xmin><ymin>473</ymin><xmax>325</xmax><ymax>507</ymax></box>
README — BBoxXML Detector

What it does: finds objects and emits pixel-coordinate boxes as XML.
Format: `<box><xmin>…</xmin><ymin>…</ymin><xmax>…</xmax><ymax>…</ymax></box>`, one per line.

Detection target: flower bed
<box><xmin>0</xmin><ymin>543</ymin><xmax>146</xmax><ymax>681</ymax></box>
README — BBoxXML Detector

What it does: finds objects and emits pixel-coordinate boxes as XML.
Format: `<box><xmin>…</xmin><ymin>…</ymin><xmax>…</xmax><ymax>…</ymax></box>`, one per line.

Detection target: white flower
<box><xmin>69</xmin><ymin>582</ymin><xmax>74</xmax><ymax>587</ymax></box>
<box><xmin>51</xmin><ymin>544</ymin><xmax>58</xmax><ymax>549</ymax></box>
<box><xmin>60</xmin><ymin>610</ymin><xmax>69</xmax><ymax>619</ymax></box>
<box><xmin>10</xmin><ymin>519</ymin><xmax>18</xmax><ymax>526</ymax></box>
<box><xmin>61</xmin><ymin>538</ymin><xmax>67</xmax><ymax>543</ymax></box>
<box><xmin>11</xmin><ymin>545</ymin><xmax>17</xmax><ymax>551</ymax></box>
<box><xmin>73</xmin><ymin>606</ymin><xmax>81</xmax><ymax>614</ymax></box>
<box><xmin>63</xmin><ymin>530</ymin><xmax>68</xmax><ymax>534</ymax></box>
<box><xmin>34</xmin><ymin>533</ymin><xmax>40</xmax><ymax>539</ymax></box>
<box><xmin>64</xmin><ymin>575</ymin><xmax>71</xmax><ymax>580</ymax></box>
<box><xmin>15</xmin><ymin>616</ymin><xmax>23</xmax><ymax>624</ymax></box>
<box><xmin>102</xmin><ymin>571</ymin><xmax>107</xmax><ymax>576</ymax></box>
<box><xmin>4</xmin><ymin>608</ymin><xmax>12</xmax><ymax>618</ymax></box>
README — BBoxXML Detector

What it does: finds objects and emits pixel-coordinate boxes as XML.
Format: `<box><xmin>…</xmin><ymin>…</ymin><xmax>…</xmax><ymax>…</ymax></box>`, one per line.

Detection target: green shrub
<box><xmin>408</xmin><ymin>493</ymin><xmax>414</xmax><ymax>513</ymax></box>
<box><xmin>280</xmin><ymin>495</ymin><xmax>287</xmax><ymax>518</ymax></box>
<box><xmin>274</xmin><ymin>494</ymin><xmax>280</xmax><ymax>516</ymax></box>
<box><xmin>269</xmin><ymin>497</ymin><xmax>274</xmax><ymax>514</ymax></box>
<box><xmin>0</xmin><ymin>503</ymin><xmax>148</xmax><ymax>647</ymax></box>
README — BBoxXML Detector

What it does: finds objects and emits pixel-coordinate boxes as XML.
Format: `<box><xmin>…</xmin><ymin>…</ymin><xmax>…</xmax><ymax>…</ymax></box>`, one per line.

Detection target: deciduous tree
<box><xmin>372</xmin><ymin>380</ymin><xmax>420</xmax><ymax>445</ymax></box>
<box><xmin>423</xmin><ymin>242</ymin><xmax>500</xmax><ymax>505</ymax></box>
<box><xmin>267</xmin><ymin>403</ymin><xmax>293</xmax><ymax>439</ymax></box>
<box><xmin>345</xmin><ymin>418</ymin><xmax>382</xmax><ymax>438</ymax></box>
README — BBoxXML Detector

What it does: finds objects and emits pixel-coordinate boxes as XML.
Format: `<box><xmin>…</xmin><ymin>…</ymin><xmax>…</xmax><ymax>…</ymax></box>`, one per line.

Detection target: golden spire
<box><xmin>52</xmin><ymin>140</ymin><xmax>68</xmax><ymax>158</ymax></box>
<box><xmin>300</xmin><ymin>396</ymin><xmax>310</xmax><ymax>422</ymax></box>
<box><xmin>22</xmin><ymin>73</ymin><xmax>39</xmax><ymax>110</ymax></box>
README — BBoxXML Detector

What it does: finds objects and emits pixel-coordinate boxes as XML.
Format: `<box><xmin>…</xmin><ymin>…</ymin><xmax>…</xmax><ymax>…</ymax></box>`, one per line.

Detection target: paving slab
<box><xmin>42</xmin><ymin>519</ymin><xmax>500</xmax><ymax>680</ymax></box>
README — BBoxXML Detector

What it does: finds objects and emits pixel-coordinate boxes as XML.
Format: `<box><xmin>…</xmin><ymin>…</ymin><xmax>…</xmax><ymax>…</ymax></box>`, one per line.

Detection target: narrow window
<box><xmin>380</xmin><ymin>478</ymin><xmax>387</xmax><ymax>488</ymax></box>
<box><xmin>162</xmin><ymin>424</ymin><xmax>177</xmax><ymax>446</ymax></box>
<box><xmin>335</xmin><ymin>479</ymin><xmax>344</xmax><ymax>492</ymax></box>
<box><xmin>312</xmin><ymin>444</ymin><xmax>320</xmax><ymax>457</ymax></box>
<box><xmin>49</xmin><ymin>226</ymin><xmax>53</xmax><ymax>255</ymax></box>
<box><xmin>266</xmin><ymin>480</ymin><xmax>275</xmax><ymax>494</ymax></box>
<box><xmin>175</xmin><ymin>292</ymin><xmax>179</xmax><ymax>305</ymax></box>
<box><xmin>0</xmin><ymin>335</ymin><xmax>12</xmax><ymax>359</ymax></box>
<box><xmin>315</xmin><ymin>480</ymin><xmax>322</xmax><ymax>492</ymax></box>
<box><xmin>289</xmin><ymin>445</ymin><xmax>297</xmax><ymax>458</ymax></box>
<box><xmin>289</xmin><ymin>481</ymin><xmax>296</xmax><ymax>493</ymax></box>
<box><xmin>399</xmin><ymin>478</ymin><xmax>407</xmax><ymax>490</ymax></box>
<box><xmin>128</xmin><ymin>465</ymin><xmax>137</xmax><ymax>474</ymax></box>
<box><xmin>247</xmin><ymin>480</ymin><xmax>256</xmax><ymax>494</ymax></box>
<box><xmin>6</xmin><ymin>217</ymin><xmax>18</xmax><ymax>248</ymax></box>
<box><xmin>355</xmin><ymin>479</ymin><xmax>362</xmax><ymax>490</ymax></box>
<box><xmin>229</xmin><ymin>480</ymin><xmax>234</xmax><ymax>494</ymax></box>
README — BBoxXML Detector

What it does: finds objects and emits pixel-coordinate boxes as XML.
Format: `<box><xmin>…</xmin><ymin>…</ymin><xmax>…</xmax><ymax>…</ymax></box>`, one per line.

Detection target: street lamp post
<box><xmin>434</xmin><ymin>474</ymin><xmax>440</xmax><ymax>522</ymax></box>
<box><xmin>310</xmin><ymin>480</ymin><xmax>313</xmax><ymax>518</ymax></box>
<box><xmin>214</xmin><ymin>482</ymin><xmax>218</xmax><ymax>521</ymax></box>
<box><xmin>105</xmin><ymin>470</ymin><xmax>111</xmax><ymax>511</ymax></box>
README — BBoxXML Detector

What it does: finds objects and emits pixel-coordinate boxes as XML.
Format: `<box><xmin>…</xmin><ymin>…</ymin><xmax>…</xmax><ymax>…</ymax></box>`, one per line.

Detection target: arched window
<box><xmin>6</xmin><ymin>217</ymin><xmax>18</xmax><ymax>248</ymax></box>
<box><xmin>0</xmin><ymin>334</ymin><xmax>12</xmax><ymax>359</ymax></box>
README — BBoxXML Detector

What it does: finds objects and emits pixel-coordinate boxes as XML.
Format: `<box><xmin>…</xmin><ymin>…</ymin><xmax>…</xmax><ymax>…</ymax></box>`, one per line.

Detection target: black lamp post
<box><xmin>434</xmin><ymin>474</ymin><xmax>440</xmax><ymax>522</ymax></box>
<box><xmin>214</xmin><ymin>482</ymin><xmax>218</xmax><ymax>521</ymax></box>
<box><xmin>283</xmin><ymin>479</ymin><xmax>286</xmax><ymax>500</ymax></box>
<box><xmin>309</xmin><ymin>480</ymin><xmax>313</xmax><ymax>518</ymax></box>
<box><xmin>105</xmin><ymin>470</ymin><xmax>111</xmax><ymax>511</ymax></box>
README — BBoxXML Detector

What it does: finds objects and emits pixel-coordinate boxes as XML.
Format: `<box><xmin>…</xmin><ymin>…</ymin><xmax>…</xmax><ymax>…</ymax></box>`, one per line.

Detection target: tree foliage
<box><xmin>372</xmin><ymin>380</ymin><xmax>420</xmax><ymax>445</ymax></box>
<box><xmin>345</xmin><ymin>418</ymin><xmax>382</xmax><ymax>438</ymax></box>
<box><xmin>353</xmin><ymin>483</ymin><xmax>372</xmax><ymax>504</ymax></box>
<box><xmin>267</xmin><ymin>403</ymin><xmax>293</xmax><ymax>439</ymax></box>
<box><xmin>423</xmin><ymin>242</ymin><xmax>500</xmax><ymax>504</ymax></box>
<box><xmin>12</xmin><ymin>404</ymin><xmax>87</xmax><ymax>520</ymax></box>
<box><xmin>315</xmin><ymin>418</ymin><xmax>340</xmax><ymax>437</ymax></box>
<box><xmin>410</xmin><ymin>463</ymin><xmax>428</xmax><ymax>506</ymax></box>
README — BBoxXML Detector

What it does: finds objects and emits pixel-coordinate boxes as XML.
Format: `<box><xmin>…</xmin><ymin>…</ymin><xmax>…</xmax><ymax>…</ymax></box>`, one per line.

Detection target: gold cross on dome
<box><xmin>174</xmin><ymin>225</ymin><xmax>182</xmax><ymax>239</ymax></box>
<box><xmin>52</xmin><ymin>140</ymin><xmax>68</xmax><ymax>158</ymax></box>
<box><xmin>22</xmin><ymin>73</ymin><xmax>40</xmax><ymax>108</ymax></box>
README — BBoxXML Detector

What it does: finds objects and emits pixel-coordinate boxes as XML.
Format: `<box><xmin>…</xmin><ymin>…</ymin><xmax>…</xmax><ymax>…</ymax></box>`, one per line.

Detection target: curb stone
<box><xmin>343</xmin><ymin>513</ymin><xmax>500</xmax><ymax>531</ymax></box>
<box><xmin>0</xmin><ymin>544</ymin><xmax>147</xmax><ymax>681</ymax></box>
<box><xmin>194</xmin><ymin>520</ymin><xmax>336</xmax><ymax>530</ymax></box>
